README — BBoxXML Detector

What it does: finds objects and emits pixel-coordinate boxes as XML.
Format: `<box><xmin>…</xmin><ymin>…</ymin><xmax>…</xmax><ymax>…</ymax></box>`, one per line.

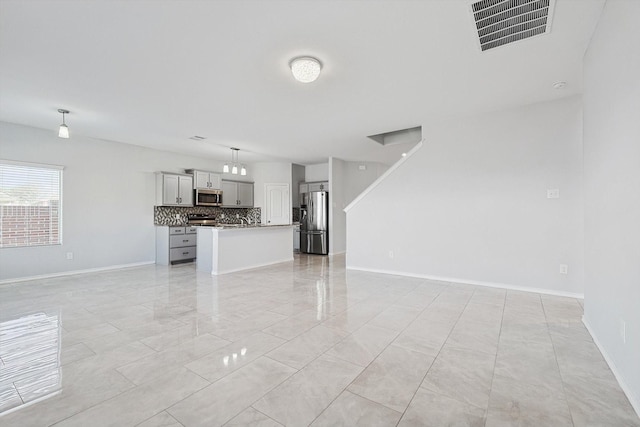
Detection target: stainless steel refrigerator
<box><xmin>300</xmin><ymin>191</ymin><xmax>329</xmax><ymax>255</ymax></box>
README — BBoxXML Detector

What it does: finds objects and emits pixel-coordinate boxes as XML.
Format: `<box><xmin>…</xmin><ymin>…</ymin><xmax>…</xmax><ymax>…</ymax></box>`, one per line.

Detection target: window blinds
<box><xmin>0</xmin><ymin>161</ymin><xmax>63</xmax><ymax>248</ymax></box>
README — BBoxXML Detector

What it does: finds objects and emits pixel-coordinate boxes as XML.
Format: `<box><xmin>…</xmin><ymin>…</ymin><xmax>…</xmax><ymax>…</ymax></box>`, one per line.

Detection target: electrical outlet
<box><xmin>621</xmin><ymin>319</ymin><xmax>626</xmax><ymax>344</ymax></box>
<box><xmin>236</xmin><ymin>214</ymin><xmax>240</xmax><ymax>219</ymax></box>
<box><xmin>559</xmin><ymin>264</ymin><xmax>568</xmax><ymax>274</ymax></box>
<box><xmin>175</xmin><ymin>214</ymin><xmax>180</xmax><ymax>219</ymax></box>
<box><xmin>220</xmin><ymin>214</ymin><xmax>225</xmax><ymax>219</ymax></box>
<box><xmin>66</xmin><ymin>252</ymin><xmax>73</xmax><ymax>260</ymax></box>
<box><xmin>547</xmin><ymin>189</ymin><xmax>560</xmax><ymax>199</ymax></box>
<box><xmin>389</xmin><ymin>250</ymin><xmax>394</xmax><ymax>259</ymax></box>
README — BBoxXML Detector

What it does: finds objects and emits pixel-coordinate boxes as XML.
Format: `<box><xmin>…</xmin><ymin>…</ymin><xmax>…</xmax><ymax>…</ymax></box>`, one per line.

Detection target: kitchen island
<box><xmin>196</xmin><ymin>224</ymin><xmax>294</xmax><ymax>275</ymax></box>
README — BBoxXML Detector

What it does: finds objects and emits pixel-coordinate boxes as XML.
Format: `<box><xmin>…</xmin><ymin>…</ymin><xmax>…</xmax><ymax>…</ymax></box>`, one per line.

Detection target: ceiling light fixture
<box><xmin>289</xmin><ymin>56</ymin><xmax>322</xmax><ymax>83</ymax></box>
<box><xmin>57</xmin><ymin>109</ymin><xmax>70</xmax><ymax>138</ymax></box>
<box><xmin>224</xmin><ymin>148</ymin><xmax>246</xmax><ymax>175</ymax></box>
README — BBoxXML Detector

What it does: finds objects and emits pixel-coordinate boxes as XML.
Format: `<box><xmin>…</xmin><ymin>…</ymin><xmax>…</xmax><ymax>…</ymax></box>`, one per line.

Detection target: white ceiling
<box><xmin>0</xmin><ymin>0</ymin><xmax>605</xmax><ymax>165</ymax></box>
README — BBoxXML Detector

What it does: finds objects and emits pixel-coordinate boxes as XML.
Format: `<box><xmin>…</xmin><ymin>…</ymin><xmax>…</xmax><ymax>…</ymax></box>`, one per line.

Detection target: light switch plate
<box><xmin>547</xmin><ymin>189</ymin><xmax>560</xmax><ymax>199</ymax></box>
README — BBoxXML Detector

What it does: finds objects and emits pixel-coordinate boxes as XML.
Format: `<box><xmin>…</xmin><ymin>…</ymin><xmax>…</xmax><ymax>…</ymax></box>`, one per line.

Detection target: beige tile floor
<box><xmin>0</xmin><ymin>254</ymin><xmax>638</xmax><ymax>426</ymax></box>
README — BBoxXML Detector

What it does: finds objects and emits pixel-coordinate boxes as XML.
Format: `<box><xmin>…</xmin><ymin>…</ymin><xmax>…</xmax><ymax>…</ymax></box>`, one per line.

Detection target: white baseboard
<box><xmin>582</xmin><ymin>316</ymin><xmax>640</xmax><ymax>418</ymax></box>
<box><xmin>0</xmin><ymin>261</ymin><xmax>156</xmax><ymax>286</ymax></box>
<box><xmin>346</xmin><ymin>265</ymin><xmax>584</xmax><ymax>299</ymax></box>
<box><xmin>329</xmin><ymin>251</ymin><xmax>346</xmax><ymax>256</ymax></box>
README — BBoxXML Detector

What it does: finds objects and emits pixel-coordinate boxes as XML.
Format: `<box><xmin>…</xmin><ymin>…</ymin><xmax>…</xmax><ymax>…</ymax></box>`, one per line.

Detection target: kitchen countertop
<box><xmin>191</xmin><ymin>223</ymin><xmax>294</xmax><ymax>230</ymax></box>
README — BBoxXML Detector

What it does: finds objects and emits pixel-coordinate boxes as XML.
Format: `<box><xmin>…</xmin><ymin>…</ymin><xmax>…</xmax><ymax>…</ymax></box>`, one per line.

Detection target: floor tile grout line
<box><xmin>280</xmin><ymin>280</ymin><xmax>447</xmax><ymax>426</ymax></box>
<box><xmin>394</xmin><ymin>284</ymin><xmax>480</xmax><ymax>426</ymax></box>
<box><xmin>540</xmin><ymin>293</ymin><xmax>578</xmax><ymax>427</ymax></box>
<box><xmin>219</xmin><ymin>357</ymin><xmax>299</xmax><ymax>426</ymax></box>
<box><xmin>133</xmin><ymin>409</ymin><xmax>184</xmax><ymax>427</ymax></box>
<box><xmin>246</xmin><ymin>405</ymin><xmax>283</xmax><ymax>427</ymax></box>
<box><xmin>481</xmin><ymin>289</ymin><xmax>507</xmax><ymax>427</ymax></box>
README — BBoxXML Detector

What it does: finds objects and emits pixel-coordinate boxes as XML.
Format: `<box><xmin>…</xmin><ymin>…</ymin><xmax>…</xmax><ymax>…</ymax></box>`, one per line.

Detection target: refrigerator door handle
<box><xmin>309</xmin><ymin>193</ymin><xmax>314</xmax><ymax>227</ymax></box>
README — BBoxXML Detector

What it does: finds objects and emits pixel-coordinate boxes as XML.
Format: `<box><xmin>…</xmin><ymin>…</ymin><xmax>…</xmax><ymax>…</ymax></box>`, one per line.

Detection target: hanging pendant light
<box><xmin>223</xmin><ymin>147</ymin><xmax>233</xmax><ymax>173</ymax></box>
<box><xmin>57</xmin><ymin>109</ymin><xmax>70</xmax><ymax>138</ymax></box>
<box><xmin>231</xmin><ymin>148</ymin><xmax>238</xmax><ymax>174</ymax></box>
<box><xmin>225</xmin><ymin>148</ymin><xmax>246</xmax><ymax>175</ymax></box>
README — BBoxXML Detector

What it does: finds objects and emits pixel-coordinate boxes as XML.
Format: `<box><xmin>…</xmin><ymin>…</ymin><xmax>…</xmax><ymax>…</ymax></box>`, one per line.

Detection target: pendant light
<box><xmin>58</xmin><ymin>109</ymin><xmax>70</xmax><ymax>138</ymax></box>
<box><xmin>225</xmin><ymin>148</ymin><xmax>246</xmax><ymax>175</ymax></box>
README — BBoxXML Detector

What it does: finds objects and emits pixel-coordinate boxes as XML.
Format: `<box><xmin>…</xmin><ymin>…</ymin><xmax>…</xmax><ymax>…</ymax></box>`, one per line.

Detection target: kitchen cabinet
<box><xmin>308</xmin><ymin>181</ymin><xmax>328</xmax><ymax>192</ymax></box>
<box><xmin>156</xmin><ymin>226</ymin><xmax>197</xmax><ymax>265</ymax></box>
<box><xmin>300</xmin><ymin>181</ymin><xmax>328</xmax><ymax>195</ymax></box>
<box><xmin>221</xmin><ymin>180</ymin><xmax>254</xmax><ymax>207</ymax></box>
<box><xmin>156</xmin><ymin>173</ymin><xmax>193</xmax><ymax>206</ymax></box>
<box><xmin>186</xmin><ymin>169</ymin><xmax>221</xmax><ymax>190</ymax></box>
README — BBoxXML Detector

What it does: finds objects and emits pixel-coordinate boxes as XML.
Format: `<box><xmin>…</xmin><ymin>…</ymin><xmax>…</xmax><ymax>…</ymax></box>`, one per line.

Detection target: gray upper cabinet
<box><xmin>156</xmin><ymin>173</ymin><xmax>193</xmax><ymax>206</ymax></box>
<box><xmin>238</xmin><ymin>182</ymin><xmax>253</xmax><ymax>207</ymax></box>
<box><xmin>221</xmin><ymin>180</ymin><xmax>254</xmax><ymax>207</ymax></box>
<box><xmin>300</xmin><ymin>181</ymin><xmax>328</xmax><ymax>195</ymax></box>
<box><xmin>187</xmin><ymin>169</ymin><xmax>221</xmax><ymax>190</ymax></box>
<box><xmin>307</xmin><ymin>181</ymin><xmax>328</xmax><ymax>192</ymax></box>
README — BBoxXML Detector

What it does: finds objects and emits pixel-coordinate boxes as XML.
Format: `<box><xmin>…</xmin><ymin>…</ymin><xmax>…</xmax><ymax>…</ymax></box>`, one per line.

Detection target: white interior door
<box><xmin>265</xmin><ymin>183</ymin><xmax>290</xmax><ymax>225</ymax></box>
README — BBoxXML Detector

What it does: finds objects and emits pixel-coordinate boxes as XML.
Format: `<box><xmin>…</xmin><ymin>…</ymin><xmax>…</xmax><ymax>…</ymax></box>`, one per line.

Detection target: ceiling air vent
<box><xmin>470</xmin><ymin>0</ymin><xmax>555</xmax><ymax>51</ymax></box>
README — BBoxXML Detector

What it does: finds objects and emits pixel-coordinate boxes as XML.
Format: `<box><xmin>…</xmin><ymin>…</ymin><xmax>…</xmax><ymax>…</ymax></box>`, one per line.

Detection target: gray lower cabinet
<box><xmin>156</xmin><ymin>226</ymin><xmax>197</xmax><ymax>265</ymax></box>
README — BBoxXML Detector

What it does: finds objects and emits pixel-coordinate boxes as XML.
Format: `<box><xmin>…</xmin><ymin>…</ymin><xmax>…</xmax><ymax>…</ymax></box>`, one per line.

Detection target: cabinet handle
<box><xmin>176</xmin><ymin>197</ymin><xmax>179</xmax><ymax>203</ymax></box>
<box><xmin>183</xmin><ymin>239</ymin><xmax>189</xmax><ymax>242</ymax></box>
<box><xmin>182</xmin><ymin>252</ymin><xmax>189</xmax><ymax>255</ymax></box>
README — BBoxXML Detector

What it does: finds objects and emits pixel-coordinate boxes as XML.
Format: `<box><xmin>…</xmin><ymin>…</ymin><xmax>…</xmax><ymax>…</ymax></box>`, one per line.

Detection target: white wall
<box><xmin>329</xmin><ymin>158</ymin><xmax>346</xmax><ymax>254</ymax></box>
<box><xmin>0</xmin><ymin>121</ymin><xmax>249</xmax><ymax>281</ymax></box>
<box><xmin>304</xmin><ymin>163</ymin><xmax>328</xmax><ymax>182</ymax></box>
<box><xmin>291</xmin><ymin>164</ymin><xmax>305</xmax><ymax>208</ymax></box>
<box><xmin>583</xmin><ymin>0</ymin><xmax>640</xmax><ymax>413</ymax></box>
<box><xmin>251</xmin><ymin>162</ymin><xmax>292</xmax><ymax>224</ymax></box>
<box><xmin>330</xmin><ymin>159</ymin><xmax>388</xmax><ymax>255</ymax></box>
<box><xmin>343</xmin><ymin>161</ymin><xmax>389</xmax><ymax>205</ymax></box>
<box><xmin>346</xmin><ymin>96</ymin><xmax>584</xmax><ymax>296</ymax></box>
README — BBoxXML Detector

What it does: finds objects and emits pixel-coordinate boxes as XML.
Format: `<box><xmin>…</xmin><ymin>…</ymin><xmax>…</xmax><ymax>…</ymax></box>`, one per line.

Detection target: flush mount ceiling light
<box><xmin>224</xmin><ymin>148</ymin><xmax>247</xmax><ymax>175</ymax></box>
<box><xmin>57</xmin><ymin>109</ymin><xmax>70</xmax><ymax>138</ymax></box>
<box><xmin>289</xmin><ymin>56</ymin><xmax>322</xmax><ymax>83</ymax></box>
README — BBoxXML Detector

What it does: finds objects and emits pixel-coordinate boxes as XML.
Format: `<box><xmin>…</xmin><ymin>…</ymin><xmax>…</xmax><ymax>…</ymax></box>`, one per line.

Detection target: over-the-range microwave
<box><xmin>195</xmin><ymin>189</ymin><xmax>223</xmax><ymax>206</ymax></box>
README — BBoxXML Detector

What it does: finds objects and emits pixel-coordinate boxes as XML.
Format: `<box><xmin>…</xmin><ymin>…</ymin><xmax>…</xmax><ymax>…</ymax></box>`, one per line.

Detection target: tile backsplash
<box><xmin>154</xmin><ymin>206</ymin><xmax>261</xmax><ymax>226</ymax></box>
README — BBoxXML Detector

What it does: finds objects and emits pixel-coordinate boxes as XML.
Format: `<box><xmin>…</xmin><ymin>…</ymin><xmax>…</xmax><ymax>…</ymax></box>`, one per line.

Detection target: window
<box><xmin>0</xmin><ymin>160</ymin><xmax>63</xmax><ymax>248</ymax></box>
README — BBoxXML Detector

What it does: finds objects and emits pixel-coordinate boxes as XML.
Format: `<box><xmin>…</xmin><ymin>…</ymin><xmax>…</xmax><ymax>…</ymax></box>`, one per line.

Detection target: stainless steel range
<box><xmin>187</xmin><ymin>214</ymin><xmax>218</xmax><ymax>226</ymax></box>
